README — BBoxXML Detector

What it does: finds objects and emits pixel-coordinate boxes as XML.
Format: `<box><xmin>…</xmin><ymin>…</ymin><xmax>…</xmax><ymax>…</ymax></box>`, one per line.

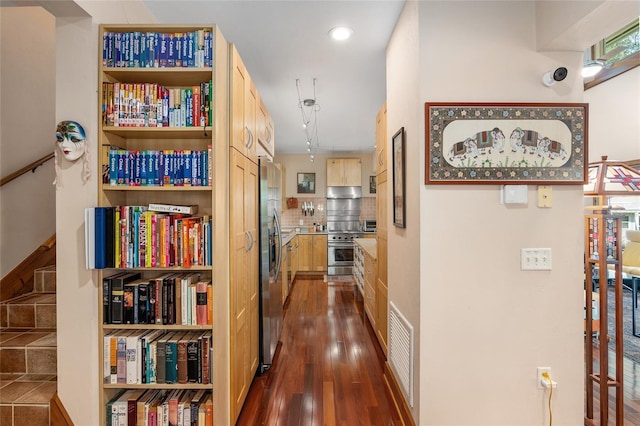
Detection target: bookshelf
<box><xmin>584</xmin><ymin>210</ymin><xmax>624</xmax><ymax>425</ymax></box>
<box><xmin>97</xmin><ymin>25</ymin><xmax>230</xmax><ymax>425</ymax></box>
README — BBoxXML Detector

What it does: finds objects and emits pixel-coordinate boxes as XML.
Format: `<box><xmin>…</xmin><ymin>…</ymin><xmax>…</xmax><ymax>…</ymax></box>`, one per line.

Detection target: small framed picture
<box><xmin>297</xmin><ymin>172</ymin><xmax>316</xmax><ymax>194</ymax></box>
<box><xmin>369</xmin><ymin>176</ymin><xmax>377</xmax><ymax>194</ymax></box>
<box><xmin>393</xmin><ymin>127</ymin><xmax>406</xmax><ymax>228</ymax></box>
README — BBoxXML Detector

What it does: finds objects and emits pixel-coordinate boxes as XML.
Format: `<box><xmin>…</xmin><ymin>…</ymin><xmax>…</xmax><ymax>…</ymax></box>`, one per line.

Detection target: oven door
<box><xmin>328</xmin><ymin>243</ymin><xmax>355</xmax><ymax>266</ymax></box>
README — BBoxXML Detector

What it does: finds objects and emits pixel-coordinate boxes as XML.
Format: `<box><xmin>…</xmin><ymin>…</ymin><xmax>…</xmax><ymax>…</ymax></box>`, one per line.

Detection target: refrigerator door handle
<box><xmin>273</xmin><ymin>209</ymin><xmax>283</xmax><ymax>279</ymax></box>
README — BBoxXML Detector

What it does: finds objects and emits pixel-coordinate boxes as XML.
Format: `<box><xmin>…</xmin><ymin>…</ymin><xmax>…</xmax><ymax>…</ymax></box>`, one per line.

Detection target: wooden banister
<box><xmin>0</xmin><ymin>152</ymin><xmax>54</xmax><ymax>187</ymax></box>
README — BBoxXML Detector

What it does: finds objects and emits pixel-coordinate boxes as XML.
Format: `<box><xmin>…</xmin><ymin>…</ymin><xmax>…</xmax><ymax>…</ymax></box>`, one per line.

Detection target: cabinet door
<box><xmin>246</xmin><ymin>79</ymin><xmax>258</xmax><ymax>164</ymax></box>
<box><xmin>231</xmin><ymin>48</ymin><xmax>248</xmax><ymax>158</ymax></box>
<box><xmin>230</xmin><ymin>148</ymin><xmax>250</xmax><ymax>420</ymax></box>
<box><xmin>246</xmin><ymin>159</ymin><xmax>259</xmax><ymax>376</ymax></box>
<box><xmin>343</xmin><ymin>159</ymin><xmax>362</xmax><ymax>186</ymax></box>
<box><xmin>326</xmin><ymin>159</ymin><xmax>345</xmax><ymax>186</ymax></box>
<box><xmin>312</xmin><ymin>234</ymin><xmax>328</xmax><ymax>272</ymax></box>
<box><xmin>298</xmin><ymin>235</ymin><xmax>312</xmax><ymax>271</ymax></box>
<box><xmin>377</xmin><ymin>170</ymin><xmax>388</xmax><ymax>236</ymax></box>
<box><xmin>291</xmin><ymin>235</ymin><xmax>298</xmax><ymax>280</ymax></box>
<box><xmin>375</xmin><ymin>102</ymin><xmax>387</xmax><ymax>173</ymax></box>
<box><xmin>376</xmin><ymin>237</ymin><xmax>388</xmax><ymax>355</ymax></box>
<box><xmin>282</xmin><ymin>246</ymin><xmax>289</xmax><ymax>304</ymax></box>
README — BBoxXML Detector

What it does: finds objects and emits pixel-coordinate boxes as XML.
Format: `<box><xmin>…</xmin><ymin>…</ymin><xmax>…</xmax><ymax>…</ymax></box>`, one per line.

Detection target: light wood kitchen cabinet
<box><xmin>376</xmin><ymin>101</ymin><xmax>389</xmax><ymax>357</ymax></box>
<box><xmin>376</xmin><ymin>236</ymin><xmax>388</xmax><ymax>354</ymax></box>
<box><xmin>230</xmin><ymin>148</ymin><xmax>259</xmax><ymax>422</ymax></box>
<box><xmin>257</xmin><ymin>94</ymin><xmax>275</xmax><ymax>158</ymax></box>
<box><xmin>326</xmin><ymin>158</ymin><xmax>362</xmax><ymax>186</ymax></box>
<box><xmin>290</xmin><ymin>235</ymin><xmax>299</xmax><ymax>281</ymax></box>
<box><xmin>375</xmin><ymin>102</ymin><xmax>387</xmax><ymax>173</ymax></box>
<box><xmin>279</xmin><ymin>164</ymin><xmax>287</xmax><ymax>212</ymax></box>
<box><xmin>281</xmin><ymin>240</ymin><xmax>289</xmax><ymax>305</ymax></box>
<box><xmin>297</xmin><ymin>234</ymin><xmax>327</xmax><ymax>272</ymax></box>
<box><xmin>364</xmin><ymin>252</ymin><xmax>377</xmax><ymax>326</ymax></box>
<box><xmin>230</xmin><ymin>45</ymin><xmax>258</xmax><ymax>164</ymax></box>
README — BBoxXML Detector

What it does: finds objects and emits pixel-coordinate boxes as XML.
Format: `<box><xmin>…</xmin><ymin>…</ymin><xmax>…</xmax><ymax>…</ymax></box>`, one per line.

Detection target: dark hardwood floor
<box><xmin>237</xmin><ymin>276</ymin><xmax>401</xmax><ymax>426</ymax></box>
<box><xmin>237</xmin><ymin>276</ymin><xmax>640</xmax><ymax>425</ymax></box>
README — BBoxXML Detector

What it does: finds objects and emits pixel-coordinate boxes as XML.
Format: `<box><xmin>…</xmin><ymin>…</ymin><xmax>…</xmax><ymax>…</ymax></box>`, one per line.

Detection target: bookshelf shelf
<box><xmin>102</xmin><ymin>68</ymin><xmax>213</xmax><ymax>87</ymax></box>
<box><xmin>103</xmin><ymin>383</ymin><xmax>213</xmax><ymax>390</ymax></box>
<box><xmin>102</xmin><ymin>126</ymin><xmax>213</xmax><ymax>139</ymax></box>
<box><xmin>103</xmin><ymin>324</ymin><xmax>212</xmax><ymax>331</ymax></box>
<box><xmin>101</xmin><ymin>185</ymin><xmax>213</xmax><ymax>192</ymax></box>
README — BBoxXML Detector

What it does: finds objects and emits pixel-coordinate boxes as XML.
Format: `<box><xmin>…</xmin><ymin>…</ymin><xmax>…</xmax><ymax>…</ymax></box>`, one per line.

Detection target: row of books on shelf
<box><xmin>104</xmin><ymin>328</ymin><xmax>212</xmax><ymax>386</ymax></box>
<box><xmin>102</xmin><ymin>81</ymin><xmax>213</xmax><ymax>128</ymax></box>
<box><xmin>103</xmin><ymin>147</ymin><xmax>212</xmax><ymax>187</ymax></box>
<box><xmin>85</xmin><ymin>205</ymin><xmax>212</xmax><ymax>269</ymax></box>
<box><xmin>103</xmin><ymin>29</ymin><xmax>213</xmax><ymax>69</ymax></box>
<box><xmin>103</xmin><ymin>272</ymin><xmax>213</xmax><ymax>326</ymax></box>
<box><xmin>106</xmin><ymin>388</ymin><xmax>212</xmax><ymax>426</ymax></box>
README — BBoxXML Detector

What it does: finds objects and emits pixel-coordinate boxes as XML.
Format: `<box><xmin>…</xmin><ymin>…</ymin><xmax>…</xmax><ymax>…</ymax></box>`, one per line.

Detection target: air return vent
<box><xmin>389</xmin><ymin>301</ymin><xmax>414</xmax><ymax>407</ymax></box>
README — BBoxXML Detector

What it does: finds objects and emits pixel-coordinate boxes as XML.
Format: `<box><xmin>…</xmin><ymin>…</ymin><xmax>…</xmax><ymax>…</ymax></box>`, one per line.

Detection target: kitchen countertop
<box><xmin>354</xmin><ymin>238</ymin><xmax>377</xmax><ymax>259</ymax></box>
<box><xmin>281</xmin><ymin>228</ymin><xmax>328</xmax><ymax>246</ymax></box>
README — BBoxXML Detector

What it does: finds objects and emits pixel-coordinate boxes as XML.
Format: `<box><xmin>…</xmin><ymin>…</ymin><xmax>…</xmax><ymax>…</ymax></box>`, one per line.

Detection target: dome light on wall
<box><xmin>582</xmin><ymin>60</ymin><xmax>604</xmax><ymax>78</ymax></box>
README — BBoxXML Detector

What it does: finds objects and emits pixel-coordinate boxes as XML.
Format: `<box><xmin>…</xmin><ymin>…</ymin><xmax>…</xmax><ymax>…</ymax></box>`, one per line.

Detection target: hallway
<box><xmin>237</xmin><ymin>276</ymin><xmax>401</xmax><ymax>425</ymax></box>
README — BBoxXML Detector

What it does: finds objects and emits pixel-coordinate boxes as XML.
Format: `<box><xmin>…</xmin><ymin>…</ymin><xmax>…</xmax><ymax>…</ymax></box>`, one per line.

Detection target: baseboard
<box><xmin>384</xmin><ymin>362</ymin><xmax>416</xmax><ymax>426</ymax></box>
<box><xmin>50</xmin><ymin>392</ymin><xmax>74</xmax><ymax>426</ymax></box>
<box><xmin>0</xmin><ymin>234</ymin><xmax>55</xmax><ymax>302</ymax></box>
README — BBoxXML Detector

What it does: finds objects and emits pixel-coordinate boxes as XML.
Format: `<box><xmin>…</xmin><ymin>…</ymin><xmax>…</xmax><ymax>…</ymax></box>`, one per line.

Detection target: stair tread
<box><xmin>2</xmin><ymin>293</ymin><xmax>56</xmax><ymax>305</ymax></box>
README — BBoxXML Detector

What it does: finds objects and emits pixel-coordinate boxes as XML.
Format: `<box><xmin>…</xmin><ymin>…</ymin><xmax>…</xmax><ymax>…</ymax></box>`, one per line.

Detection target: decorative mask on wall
<box><xmin>53</xmin><ymin>120</ymin><xmax>91</xmax><ymax>187</ymax></box>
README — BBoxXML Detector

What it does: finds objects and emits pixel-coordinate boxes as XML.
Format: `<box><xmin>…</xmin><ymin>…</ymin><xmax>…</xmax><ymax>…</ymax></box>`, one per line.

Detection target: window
<box><xmin>584</xmin><ymin>18</ymin><xmax>640</xmax><ymax>90</ymax></box>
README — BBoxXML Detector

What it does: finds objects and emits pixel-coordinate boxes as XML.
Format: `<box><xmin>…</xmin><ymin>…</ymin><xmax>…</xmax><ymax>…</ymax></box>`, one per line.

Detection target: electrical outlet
<box><xmin>537</xmin><ymin>367</ymin><xmax>552</xmax><ymax>389</ymax></box>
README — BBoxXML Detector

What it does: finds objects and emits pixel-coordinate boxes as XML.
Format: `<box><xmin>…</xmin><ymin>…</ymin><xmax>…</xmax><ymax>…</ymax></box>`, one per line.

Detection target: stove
<box><xmin>327</xmin><ymin>232</ymin><xmax>364</xmax><ymax>276</ymax></box>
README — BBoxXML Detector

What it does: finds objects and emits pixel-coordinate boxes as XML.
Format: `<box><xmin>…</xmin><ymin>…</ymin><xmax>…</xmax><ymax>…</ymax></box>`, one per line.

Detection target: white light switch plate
<box><xmin>521</xmin><ymin>248</ymin><xmax>552</xmax><ymax>270</ymax></box>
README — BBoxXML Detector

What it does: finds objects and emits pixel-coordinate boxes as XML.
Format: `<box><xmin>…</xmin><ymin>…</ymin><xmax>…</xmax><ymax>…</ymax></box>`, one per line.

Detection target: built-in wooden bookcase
<box><xmin>97</xmin><ymin>24</ymin><xmax>230</xmax><ymax>425</ymax></box>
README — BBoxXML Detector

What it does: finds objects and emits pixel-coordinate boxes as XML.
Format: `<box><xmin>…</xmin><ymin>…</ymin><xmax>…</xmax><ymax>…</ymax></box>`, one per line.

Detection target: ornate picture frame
<box><xmin>425</xmin><ymin>102</ymin><xmax>588</xmax><ymax>185</ymax></box>
<box><xmin>392</xmin><ymin>127</ymin><xmax>406</xmax><ymax>228</ymax></box>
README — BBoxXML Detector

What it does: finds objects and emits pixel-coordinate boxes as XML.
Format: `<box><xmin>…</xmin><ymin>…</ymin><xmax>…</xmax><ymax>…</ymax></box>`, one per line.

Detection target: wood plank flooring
<box><xmin>237</xmin><ymin>276</ymin><xmax>640</xmax><ymax>425</ymax></box>
<box><xmin>236</xmin><ymin>276</ymin><xmax>401</xmax><ymax>426</ymax></box>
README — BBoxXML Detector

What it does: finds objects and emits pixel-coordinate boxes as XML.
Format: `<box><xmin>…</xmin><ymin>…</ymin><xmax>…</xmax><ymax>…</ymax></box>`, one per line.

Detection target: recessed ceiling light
<box><xmin>329</xmin><ymin>26</ymin><xmax>353</xmax><ymax>41</ymax></box>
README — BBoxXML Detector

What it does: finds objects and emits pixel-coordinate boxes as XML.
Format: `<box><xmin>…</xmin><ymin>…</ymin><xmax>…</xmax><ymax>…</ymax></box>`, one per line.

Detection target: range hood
<box><xmin>327</xmin><ymin>186</ymin><xmax>362</xmax><ymax>199</ymax></box>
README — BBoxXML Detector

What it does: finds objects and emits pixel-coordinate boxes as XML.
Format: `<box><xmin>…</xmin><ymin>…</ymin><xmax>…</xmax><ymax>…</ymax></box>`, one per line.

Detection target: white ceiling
<box><xmin>141</xmin><ymin>0</ymin><xmax>405</xmax><ymax>155</ymax></box>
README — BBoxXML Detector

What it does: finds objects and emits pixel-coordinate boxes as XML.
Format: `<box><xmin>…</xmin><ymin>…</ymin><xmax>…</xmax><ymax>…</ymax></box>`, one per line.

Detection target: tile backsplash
<box><xmin>281</xmin><ymin>196</ymin><xmax>376</xmax><ymax>227</ymax></box>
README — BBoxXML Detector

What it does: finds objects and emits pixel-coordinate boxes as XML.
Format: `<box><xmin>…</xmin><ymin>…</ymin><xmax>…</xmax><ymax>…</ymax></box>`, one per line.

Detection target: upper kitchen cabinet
<box><xmin>326</xmin><ymin>158</ymin><xmax>362</xmax><ymax>186</ymax></box>
<box><xmin>257</xmin><ymin>94</ymin><xmax>275</xmax><ymax>158</ymax></box>
<box><xmin>230</xmin><ymin>44</ymin><xmax>258</xmax><ymax>164</ymax></box>
<box><xmin>375</xmin><ymin>102</ymin><xmax>387</xmax><ymax>173</ymax></box>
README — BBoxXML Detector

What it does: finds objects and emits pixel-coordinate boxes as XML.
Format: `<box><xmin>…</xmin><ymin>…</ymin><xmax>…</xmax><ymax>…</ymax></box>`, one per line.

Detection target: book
<box><xmin>186</xmin><ymin>336</ymin><xmax>199</xmax><ymax>383</ymax></box>
<box><xmin>95</xmin><ymin>206</ymin><xmax>107</xmax><ymax>269</ymax></box>
<box><xmin>84</xmin><ymin>207</ymin><xmax>95</xmax><ymax>269</ymax></box>
<box><xmin>126</xmin><ymin>388</ymin><xmax>146</xmax><ymax>426</ymax></box>
<box><xmin>177</xmin><ymin>332</ymin><xmax>190</xmax><ymax>384</ymax></box>
<box><xmin>155</xmin><ymin>331</ymin><xmax>175</xmax><ymax>384</ymax></box>
<box><xmin>196</xmin><ymin>280</ymin><xmax>210</xmax><ymax>325</ymax></box>
<box><xmin>200</xmin><ymin>332</ymin><xmax>212</xmax><ymax>385</ymax></box>
<box><xmin>164</xmin><ymin>332</ymin><xmax>184</xmax><ymax>384</ymax></box>
<box><xmin>126</xmin><ymin>329</ymin><xmax>146</xmax><ymax>384</ymax></box>
<box><xmin>148</xmin><ymin>203</ymin><xmax>198</xmax><ymax>215</ymax></box>
<box><xmin>110</xmin><ymin>272</ymin><xmax>142</xmax><ymax>324</ymax></box>
<box><xmin>103</xmin><ymin>272</ymin><xmax>125</xmax><ymax>324</ymax></box>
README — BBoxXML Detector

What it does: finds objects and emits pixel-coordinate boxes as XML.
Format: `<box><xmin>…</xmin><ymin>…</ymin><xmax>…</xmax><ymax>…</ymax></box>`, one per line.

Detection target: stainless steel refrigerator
<box><xmin>258</xmin><ymin>159</ymin><xmax>283</xmax><ymax>373</ymax></box>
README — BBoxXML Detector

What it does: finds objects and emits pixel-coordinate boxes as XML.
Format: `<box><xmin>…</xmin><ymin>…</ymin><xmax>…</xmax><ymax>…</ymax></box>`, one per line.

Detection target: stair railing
<box><xmin>0</xmin><ymin>152</ymin><xmax>54</xmax><ymax>187</ymax></box>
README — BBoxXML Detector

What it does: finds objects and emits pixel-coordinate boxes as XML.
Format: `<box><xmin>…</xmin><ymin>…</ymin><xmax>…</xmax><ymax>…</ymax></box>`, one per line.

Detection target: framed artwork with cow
<box><xmin>424</xmin><ymin>102</ymin><xmax>588</xmax><ymax>185</ymax></box>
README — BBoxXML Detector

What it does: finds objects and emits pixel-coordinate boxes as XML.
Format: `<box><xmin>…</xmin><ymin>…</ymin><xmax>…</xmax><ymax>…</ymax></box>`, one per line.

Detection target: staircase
<box><xmin>0</xmin><ymin>266</ymin><xmax>57</xmax><ymax>425</ymax></box>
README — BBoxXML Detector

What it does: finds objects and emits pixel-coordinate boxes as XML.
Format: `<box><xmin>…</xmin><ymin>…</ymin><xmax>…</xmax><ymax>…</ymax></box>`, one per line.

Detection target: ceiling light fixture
<box><xmin>296</xmin><ymin>78</ymin><xmax>321</xmax><ymax>162</ymax></box>
<box><xmin>329</xmin><ymin>26</ymin><xmax>353</xmax><ymax>41</ymax></box>
<box><xmin>582</xmin><ymin>60</ymin><xmax>604</xmax><ymax>78</ymax></box>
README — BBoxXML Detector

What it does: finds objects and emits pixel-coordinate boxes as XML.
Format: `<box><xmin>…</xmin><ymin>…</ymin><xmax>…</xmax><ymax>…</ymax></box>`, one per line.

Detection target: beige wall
<box><xmin>0</xmin><ymin>7</ymin><xmax>56</xmax><ymax>277</ymax></box>
<box><xmin>54</xmin><ymin>2</ymin><xmax>156</xmax><ymax>424</ymax></box>
<box><xmin>584</xmin><ymin>67</ymin><xmax>640</xmax><ymax>162</ymax></box>
<box><xmin>273</xmin><ymin>151</ymin><xmax>377</xmax><ymax>199</ymax></box>
<box><xmin>388</xmin><ymin>1</ymin><xmax>595</xmax><ymax>423</ymax></box>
